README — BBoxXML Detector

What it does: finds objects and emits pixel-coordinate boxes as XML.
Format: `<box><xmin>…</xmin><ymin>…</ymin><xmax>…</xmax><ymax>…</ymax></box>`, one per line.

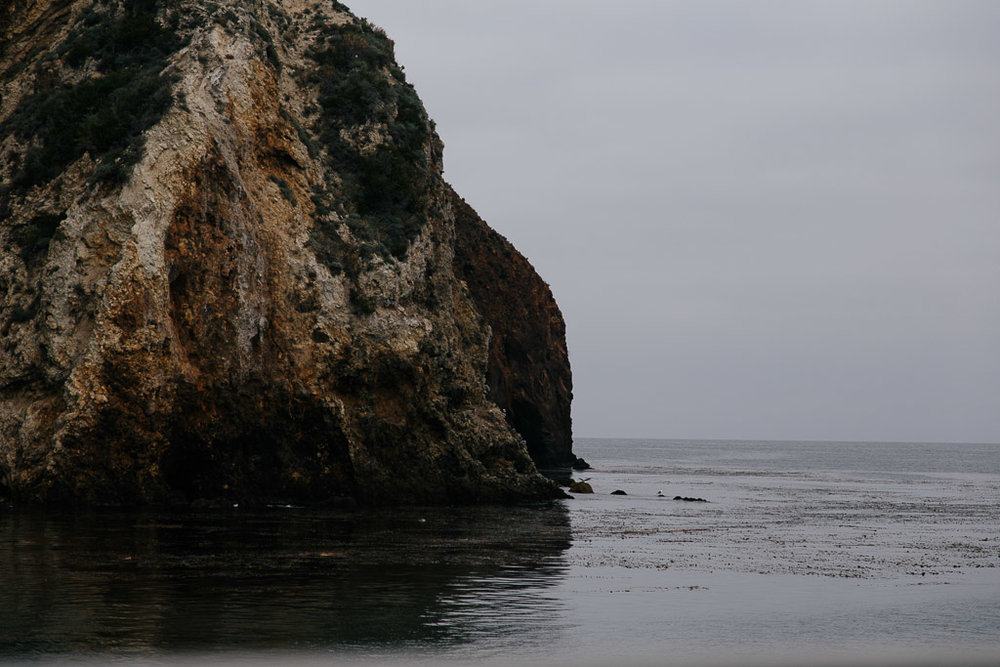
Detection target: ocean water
<box><xmin>2</xmin><ymin>438</ymin><xmax>999</xmax><ymax>666</ymax></box>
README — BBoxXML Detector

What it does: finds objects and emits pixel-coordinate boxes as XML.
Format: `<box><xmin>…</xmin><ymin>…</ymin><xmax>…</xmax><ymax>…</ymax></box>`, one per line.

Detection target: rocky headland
<box><xmin>0</xmin><ymin>0</ymin><xmax>577</xmax><ymax>505</ymax></box>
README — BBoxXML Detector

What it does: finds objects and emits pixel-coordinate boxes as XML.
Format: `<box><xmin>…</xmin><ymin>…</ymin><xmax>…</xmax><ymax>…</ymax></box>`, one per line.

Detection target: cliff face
<box><xmin>0</xmin><ymin>0</ymin><xmax>574</xmax><ymax>504</ymax></box>
<box><xmin>451</xmin><ymin>191</ymin><xmax>576</xmax><ymax>470</ymax></box>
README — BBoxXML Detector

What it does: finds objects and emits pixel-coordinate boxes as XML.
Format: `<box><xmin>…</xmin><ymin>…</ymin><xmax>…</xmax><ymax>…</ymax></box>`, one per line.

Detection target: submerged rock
<box><xmin>0</xmin><ymin>0</ymin><xmax>575</xmax><ymax>505</ymax></box>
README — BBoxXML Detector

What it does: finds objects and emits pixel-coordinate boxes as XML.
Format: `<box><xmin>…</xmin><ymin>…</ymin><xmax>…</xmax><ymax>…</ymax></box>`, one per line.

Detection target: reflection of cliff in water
<box><xmin>0</xmin><ymin>504</ymin><xmax>571</xmax><ymax>655</ymax></box>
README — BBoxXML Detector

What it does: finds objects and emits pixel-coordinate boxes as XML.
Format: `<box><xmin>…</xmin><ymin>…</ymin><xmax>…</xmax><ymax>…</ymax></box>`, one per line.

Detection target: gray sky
<box><xmin>345</xmin><ymin>1</ymin><xmax>1000</xmax><ymax>443</ymax></box>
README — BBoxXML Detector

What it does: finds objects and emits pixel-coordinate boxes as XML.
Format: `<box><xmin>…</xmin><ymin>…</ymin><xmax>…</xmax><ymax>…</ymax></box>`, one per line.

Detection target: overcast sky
<box><xmin>345</xmin><ymin>1</ymin><xmax>1000</xmax><ymax>443</ymax></box>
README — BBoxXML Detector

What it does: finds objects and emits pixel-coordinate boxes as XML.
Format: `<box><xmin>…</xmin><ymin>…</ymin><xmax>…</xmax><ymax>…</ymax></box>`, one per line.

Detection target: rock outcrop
<box><xmin>451</xmin><ymin>191</ymin><xmax>576</xmax><ymax>470</ymax></box>
<box><xmin>0</xmin><ymin>0</ymin><xmax>575</xmax><ymax>505</ymax></box>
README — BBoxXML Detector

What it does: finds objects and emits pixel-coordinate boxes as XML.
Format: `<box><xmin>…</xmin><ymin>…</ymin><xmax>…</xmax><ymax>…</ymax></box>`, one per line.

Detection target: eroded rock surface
<box><xmin>451</xmin><ymin>190</ymin><xmax>575</xmax><ymax>470</ymax></box>
<box><xmin>0</xmin><ymin>0</ymin><xmax>575</xmax><ymax>504</ymax></box>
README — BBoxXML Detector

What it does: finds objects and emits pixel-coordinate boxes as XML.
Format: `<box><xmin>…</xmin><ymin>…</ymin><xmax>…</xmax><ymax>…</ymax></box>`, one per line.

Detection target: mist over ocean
<box><xmin>3</xmin><ymin>438</ymin><xmax>999</xmax><ymax>665</ymax></box>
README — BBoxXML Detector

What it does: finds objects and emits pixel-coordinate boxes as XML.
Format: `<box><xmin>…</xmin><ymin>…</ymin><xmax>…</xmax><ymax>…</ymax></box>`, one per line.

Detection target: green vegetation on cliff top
<box><xmin>2</xmin><ymin>1</ymin><xmax>183</xmax><ymax>193</ymax></box>
<box><xmin>1</xmin><ymin>1</ymin><xmax>434</xmax><ymax>267</ymax></box>
<box><xmin>306</xmin><ymin>17</ymin><xmax>433</xmax><ymax>265</ymax></box>
<box><xmin>1</xmin><ymin>0</ymin><xmax>184</xmax><ymax>266</ymax></box>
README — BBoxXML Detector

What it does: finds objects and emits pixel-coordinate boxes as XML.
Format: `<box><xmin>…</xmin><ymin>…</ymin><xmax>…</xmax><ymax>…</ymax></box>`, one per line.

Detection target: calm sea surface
<box><xmin>2</xmin><ymin>438</ymin><xmax>999</xmax><ymax>665</ymax></box>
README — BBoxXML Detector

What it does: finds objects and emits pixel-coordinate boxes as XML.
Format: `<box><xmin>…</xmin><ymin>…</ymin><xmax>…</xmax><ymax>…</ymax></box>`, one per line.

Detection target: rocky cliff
<box><xmin>0</xmin><ymin>0</ymin><xmax>575</xmax><ymax>505</ymax></box>
<box><xmin>451</xmin><ymin>191</ymin><xmax>580</xmax><ymax>471</ymax></box>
